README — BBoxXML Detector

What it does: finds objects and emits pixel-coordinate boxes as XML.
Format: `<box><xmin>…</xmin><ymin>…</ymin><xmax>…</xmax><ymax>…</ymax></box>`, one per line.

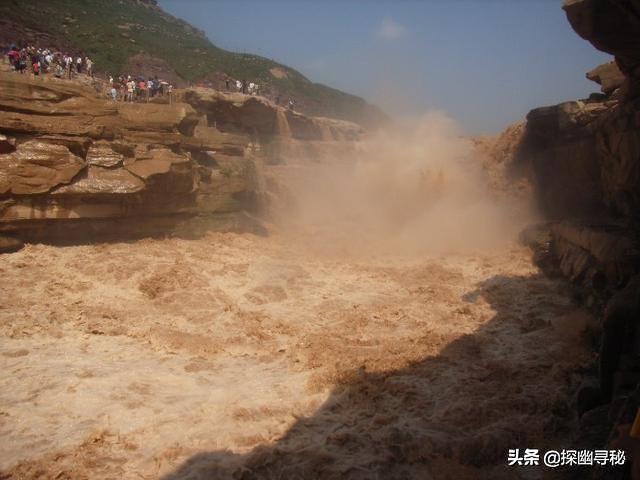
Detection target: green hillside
<box><xmin>0</xmin><ymin>0</ymin><xmax>387</xmax><ymax>127</ymax></box>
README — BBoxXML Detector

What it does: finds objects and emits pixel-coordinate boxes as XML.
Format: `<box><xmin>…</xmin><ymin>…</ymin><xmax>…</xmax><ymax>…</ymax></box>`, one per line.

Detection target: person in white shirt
<box><xmin>85</xmin><ymin>57</ymin><xmax>92</xmax><ymax>76</ymax></box>
<box><xmin>126</xmin><ymin>80</ymin><xmax>135</xmax><ymax>102</ymax></box>
<box><xmin>76</xmin><ymin>56</ymin><xmax>82</xmax><ymax>74</ymax></box>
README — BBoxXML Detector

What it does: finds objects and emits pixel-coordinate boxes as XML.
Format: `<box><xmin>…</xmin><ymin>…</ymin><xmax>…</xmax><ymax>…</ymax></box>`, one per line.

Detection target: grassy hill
<box><xmin>0</xmin><ymin>0</ymin><xmax>387</xmax><ymax>128</ymax></box>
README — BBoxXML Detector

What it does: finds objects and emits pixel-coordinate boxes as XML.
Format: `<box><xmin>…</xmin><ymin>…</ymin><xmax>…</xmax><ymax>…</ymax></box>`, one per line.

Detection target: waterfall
<box><xmin>276</xmin><ymin>109</ymin><xmax>292</xmax><ymax>137</ymax></box>
<box><xmin>319</xmin><ymin>124</ymin><xmax>333</xmax><ymax>141</ymax></box>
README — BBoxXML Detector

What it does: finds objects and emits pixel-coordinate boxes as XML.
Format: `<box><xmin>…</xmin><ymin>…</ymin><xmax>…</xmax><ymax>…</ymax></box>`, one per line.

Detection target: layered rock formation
<box><xmin>516</xmin><ymin>0</ymin><xmax>640</xmax><ymax>291</ymax></box>
<box><xmin>0</xmin><ymin>72</ymin><xmax>362</xmax><ymax>246</ymax></box>
<box><xmin>515</xmin><ymin>0</ymin><xmax>640</xmax><ymax>459</ymax></box>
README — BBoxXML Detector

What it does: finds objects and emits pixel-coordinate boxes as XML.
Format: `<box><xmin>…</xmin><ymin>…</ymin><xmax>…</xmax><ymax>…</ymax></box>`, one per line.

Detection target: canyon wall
<box><xmin>0</xmin><ymin>74</ymin><xmax>362</xmax><ymax>248</ymax></box>
<box><xmin>514</xmin><ymin>0</ymin><xmax>640</xmax><ymax>454</ymax></box>
<box><xmin>516</xmin><ymin>0</ymin><xmax>640</xmax><ymax>295</ymax></box>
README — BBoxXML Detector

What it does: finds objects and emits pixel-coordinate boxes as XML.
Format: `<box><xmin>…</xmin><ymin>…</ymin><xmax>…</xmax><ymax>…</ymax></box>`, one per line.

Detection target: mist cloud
<box><xmin>377</xmin><ymin>17</ymin><xmax>407</xmax><ymax>40</ymax></box>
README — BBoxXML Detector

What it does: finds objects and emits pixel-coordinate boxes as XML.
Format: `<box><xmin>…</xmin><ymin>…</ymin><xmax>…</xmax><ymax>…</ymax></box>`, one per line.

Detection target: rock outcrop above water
<box><xmin>587</xmin><ymin>61</ymin><xmax>625</xmax><ymax>95</ymax></box>
<box><xmin>514</xmin><ymin>0</ymin><xmax>640</xmax><ymax>456</ymax></box>
<box><xmin>0</xmin><ymin>73</ymin><xmax>362</xmax><ymax>244</ymax></box>
<box><xmin>516</xmin><ymin>0</ymin><xmax>640</xmax><ymax>223</ymax></box>
<box><xmin>181</xmin><ymin>88</ymin><xmax>363</xmax><ymax>141</ymax></box>
<box><xmin>564</xmin><ymin>0</ymin><xmax>640</xmax><ymax>99</ymax></box>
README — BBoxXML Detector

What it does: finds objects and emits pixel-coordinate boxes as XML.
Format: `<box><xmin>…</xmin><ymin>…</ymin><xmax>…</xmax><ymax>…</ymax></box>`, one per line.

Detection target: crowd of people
<box><xmin>223</xmin><ymin>77</ymin><xmax>295</xmax><ymax>110</ymax></box>
<box><xmin>4</xmin><ymin>44</ymin><xmax>293</xmax><ymax>110</ymax></box>
<box><xmin>4</xmin><ymin>43</ymin><xmax>175</xmax><ymax>104</ymax></box>
<box><xmin>107</xmin><ymin>74</ymin><xmax>173</xmax><ymax>103</ymax></box>
<box><xmin>6</xmin><ymin>44</ymin><xmax>92</xmax><ymax>79</ymax></box>
<box><xmin>224</xmin><ymin>77</ymin><xmax>260</xmax><ymax>96</ymax></box>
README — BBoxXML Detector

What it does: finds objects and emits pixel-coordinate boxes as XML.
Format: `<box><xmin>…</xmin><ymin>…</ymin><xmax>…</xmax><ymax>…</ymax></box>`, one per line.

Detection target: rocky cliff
<box><xmin>0</xmin><ymin>72</ymin><xmax>363</xmax><ymax>248</ymax></box>
<box><xmin>513</xmin><ymin>0</ymin><xmax>640</xmax><ymax>460</ymax></box>
<box><xmin>0</xmin><ymin>0</ymin><xmax>388</xmax><ymax>129</ymax></box>
<box><xmin>516</xmin><ymin>0</ymin><xmax>640</xmax><ymax>291</ymax></box>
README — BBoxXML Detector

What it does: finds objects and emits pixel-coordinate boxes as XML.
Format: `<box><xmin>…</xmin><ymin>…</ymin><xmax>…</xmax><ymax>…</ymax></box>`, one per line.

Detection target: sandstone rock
<box><xmin>126</xmin><ymin>148</ymin><xmax>189</xmax><ymax>180</ymax></box>
<box><xmin>182</xmin><ymin>88</ymin><xmax>363</xmax><ymax>142</ymax></box>
<box><xmin>517</xmin><ymin>102</ymin><xmax>606</xmax><ymax>218</ymax></box>
<box><xmin>0</xmin><ymin>235</ymin><xmax>23</xmax><ymax>254</ymax></box>
<box><xmin>0</xmin><ymin>140</ymin><xmax>86</xmax><ymax>195</ymax></box>
<box><xmin>181</xmin><ymin>127</ymin><xmax>247</xmax><ymax>156</ymax></box>
<box><xmin>183</xmin><ymin>89</ymin><xmax>278</xmax><ymax>135</ymax></box>
<box><xmin>118</xmin><ymin>102</ymin><xmax>198</xmax><ymax>133</ymax></box>
<box><xmin>86</xmin><ymin>141</ymin><xmax>125</xmax><ymax>168</ymax></box>
<box><xmin>284</xmin><ymin>111</ymin><xmax>322</xmax><ymax>141</ymax></box>
<box><xmin>124</xmin><ymin>148</ymin><xmax>195</xmax><ymax>196</ymax></box>
<box><xmin>125</xmin><ymin>158</ymin><xmax>173</xmax><ymax>179</ymax></box>
<box><xmin>550</xmin><ymin>221</ymin><xmax>640</xmax><ymax>290</ymax></box>
<box><xmin>563</xmin><ymin>0</ymin><xmax>640</xmax><ymax>72</ymax></box>
<box><xmin>587</xmin><ymin>61</ymin><xmax>626</xmax><ymax>94</ymax></box>
<box><xmin>564</xmin><ymin>0</ymin><xmax>640</xmax><ymax>99</ymax></box>
<box><xmin>53</xmin><ymin>165</ymin><xmax>145</xmax><ymax>195</ymax></box>
<box><xmin>595</xmin><ymin>98</ymin><xmax>640</xmax><ymax>216</ymax></box>
<box><xmin>38</xmin><ymin>135</ymin><xmax>92</xmax><ymax>158</ymax></box>
<box><xmin>0</xmin><ymin>134</ymin><xmax>16</xmax><ymax>154</ymax></box>
<box><xmin>0</xmin><ymin>69</ymin><xmax>356</xmax><ymax>243</ymax></box>
<box><xmin>600</xmin><ymin>274</ymin><xmax>640</xmax><ymax>398</ymax></box>
<box><xmin>0</xmin><ymin>108</ymin><xmax>118</xmax><ymax>139</ymax></box>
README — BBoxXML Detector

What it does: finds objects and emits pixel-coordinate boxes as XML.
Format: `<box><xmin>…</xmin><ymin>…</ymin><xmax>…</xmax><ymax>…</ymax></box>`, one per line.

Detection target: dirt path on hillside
<box><xmin>0</xmin><ymin>230</ymin><xmax>594</xmax><ymax>479</ymax></box>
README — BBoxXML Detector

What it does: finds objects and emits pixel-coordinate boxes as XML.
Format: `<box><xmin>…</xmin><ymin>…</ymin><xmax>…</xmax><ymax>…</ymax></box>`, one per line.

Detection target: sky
<box><xmin>159</xmin><ymin>0</ymin><xmax>611</xmax><ymax>134</ymax></box>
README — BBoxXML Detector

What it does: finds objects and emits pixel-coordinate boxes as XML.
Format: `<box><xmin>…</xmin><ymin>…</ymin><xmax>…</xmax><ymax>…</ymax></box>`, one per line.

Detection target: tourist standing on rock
<box><xmin>159</xmin><ymin>80</ymin><xmax>168</xmax><ymax>96</ymax></box>
<box><xmin>45</xmin><ymin>51</ymin><xmax>53</xmax><ymax>70</ymax></box>
<box><xmin>236</xmin><ymin>79</ymin><xmax>242</xmax><ymax>92</ymax></box>
<box><xmin>121</xmin><ymin>76</ymin><xmax>128</xmax><ymax>102</ymax></box>
<box><xmin>152</xmin><ymin>75</ymin><xmax>160</xmax><ymax>97</ymax></box>
<box><xmin>64</xmin><ymin>55</ymin><xmax>72</xmax><ymax>79</ymax></box>
<box><xmin>110</xmin><ymin>84</ymin><xmax>117</xmax><ymax>102</ymax></box>
<box><xmin>32</xmin><ymin>59</ymin><xmax>40</xmax><ymax>78</ymax></box>
<box><xmin>126</xmin><ymin>78</ymin><xmax>135</xmax><ymax>102</ymax></box>
<box><xmin>7</xmin><ymin>47</ymin><xmax>19</xmax><ymax>70</ymax></box>
<box><xmin>76</xmin><ymin>56</ymin><xmax>82</xmax><ymax>74</ymax></box>
<box><xmin>167</xmin><ymin>84</ymin><xmax>173</xmax><ymax>104</ymax></box>
<box><xmin>85</xmin><ymin>57</ymin><xmax>92</xmax><ymax>77</ymax></box>
<box><xmin>17</xmin><ymin>51</ymin><xmax>27</xmax><ymax>74</ymax></box>
<box><xmin>144</xmin><ymin>78</ymin><xmax>151</xmax><ymax>102</ymax></box>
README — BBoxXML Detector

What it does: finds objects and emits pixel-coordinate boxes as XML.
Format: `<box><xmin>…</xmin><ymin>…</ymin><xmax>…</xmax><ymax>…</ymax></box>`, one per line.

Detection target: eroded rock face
<box><xmin>118</xmin><ymin>102</ymin><xmax>199</xmax><ymax>134</ymax></box>
<box><xmin>563</xmin><ymin>0</ymin><xmax>640</xmax><ymax>99</ymax></box>
<box><xmin>0</xmin><ymin>140</ymin><xmax>85</xmax><ymax>195</ymax></box>
<box><xmin>86</xmin><ymin>141</ymin><xmax>125</xmax><ymax>168</ymax></box>
<box><xmin>595</xmin><ymin>98</ymin><xmax>640</xmax><ymax>217</ymax></box>
<box><xmin>0</xmin><ymin>134</ymin><xmax>16</xmax><ymax>154</ymax></box>
<box><xmin>550</xmin><ymin>221</ymin><xmax>640</xmax><ymax>289</ymax></box>
<box><xmin>53</xmin><ymin>165</ymin><xmax>145</xmax><ymax>195</ymax></box>
<box><xmin>514</xmin><ymin>4</ymin><xmax>640</xmax><ymax>441</ymax></box>
<box><xmin>587</xmin><ymin>61</ymin><xmax>626</xmax><ymax>95</ymax></box>
<box><xmin>516</xmin><ymin>101</ymin><xmax>609</xmax><ymax>218</ymax></box>
<box><xmin>0</xmin><ymin>68</ymin><xmax>363</xmax><ymax>244</ymax></box>
<box><xmin>517</xmin><ymin>0</ymin><xmax>640</xmax><ymax>221</ymax></box>
<box><xmin>182</xmin><ymin>88</ymin><xmax>364</xmax><ymax>141</ymax></box>
<box><xmin>0</xmin><ymin>72</ymin><xmax>263</xmax><ymax>243</ymax></box>
<box><xmin>0</xmin><ymin>235</ymin><xmax>23</xmax><ymax>253</ymax></box>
